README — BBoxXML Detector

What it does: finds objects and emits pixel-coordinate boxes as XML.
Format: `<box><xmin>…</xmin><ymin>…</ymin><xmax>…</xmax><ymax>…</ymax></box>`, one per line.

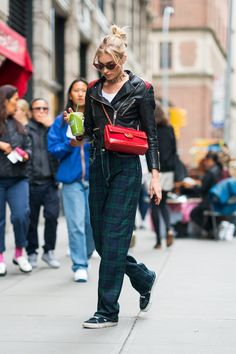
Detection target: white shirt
<box><xmin>102</xmin><ymin>90</ymin><xmax>118</xmax><ymax>102</ymax></box>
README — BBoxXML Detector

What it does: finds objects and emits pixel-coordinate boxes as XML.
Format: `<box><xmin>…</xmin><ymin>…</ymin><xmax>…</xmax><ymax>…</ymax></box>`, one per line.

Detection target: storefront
<box><xmin>0</xmin><ymin>20</ymin><xmax>33</xmax><ymax>97</ymax></box>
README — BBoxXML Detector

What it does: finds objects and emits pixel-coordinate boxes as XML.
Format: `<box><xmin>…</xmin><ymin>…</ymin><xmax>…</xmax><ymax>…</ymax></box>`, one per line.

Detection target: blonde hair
<box><xmin>17</xmin><ymin>99</ymin><xmax>30</xmax><ymax>118</ymax></box>
<box><xmin>94</xmin><ymin>25</ymin><xmax>128</xmax><ymax>63</ymax></box>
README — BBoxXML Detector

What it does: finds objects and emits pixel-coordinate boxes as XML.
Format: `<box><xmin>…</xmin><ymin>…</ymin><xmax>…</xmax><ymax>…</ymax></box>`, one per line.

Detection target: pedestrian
<box><xmin>48</xmin><ymin>78</ymin><xmax>94</xmax><ymax>282</ymax></box>
<box><xmin>65</xmin><ymin>25</ymin><xmax>162</xmax><ymax>329</ymax></box>
<box><xmin>0</xmin><ymin>85</ymin><xmax>32</xmax><ymax>276</ymax></box>
<box><xmin>26</xmin><ymin>98</ymin><xmax>60</xmax><ymax>269</ymax></box>
<box><xmin>151</xmin><ymin>103</ymin><xmax>177</xmax><ymax>249</ymax></box>
<box><xmin>184</xmin><ymin>151</ymin><xmax>223</xmax><ymax>237</ymax></box>
<box><xmin>14</xmin><ymin>99</ymin><xmax>30</xmax><ymax>126</ymax></box>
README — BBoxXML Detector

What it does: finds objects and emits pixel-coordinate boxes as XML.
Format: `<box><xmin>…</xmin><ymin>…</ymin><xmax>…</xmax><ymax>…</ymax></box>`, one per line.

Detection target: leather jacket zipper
<box><xmin>121</xmin><ymin>99</ymin><xmax>135</xmax><ymax>116</ymax></box>
<box><xmin>90</xmin><ymin>82</ymin><xmax>142</xmax><ymax>125</ymax></box>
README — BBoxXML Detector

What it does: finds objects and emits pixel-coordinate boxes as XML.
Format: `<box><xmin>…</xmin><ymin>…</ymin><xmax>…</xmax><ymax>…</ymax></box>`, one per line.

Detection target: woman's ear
<box><xmin>121</xmin><ymin>54</ymin><xmax>127</xmax><ymax>65</ymax></box>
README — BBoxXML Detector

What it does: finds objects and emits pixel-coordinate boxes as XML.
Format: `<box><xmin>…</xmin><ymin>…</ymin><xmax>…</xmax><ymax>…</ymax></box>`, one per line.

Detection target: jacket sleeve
<box><xmin>22</xmin><ymin>131</ymin><xmax>32</xmax><ymax>159</ymax></box>
<box><xmin>84</xmin><ymin>89</ymin><xmax>95</xmax><ymax>141</ymax></box>
<box><xmin>47</xmin><ymin>117</ymin><xmax>73</xmax><ymax>160</ymax></box>
<box><xmin>138</xmin><ymin>84</ymin><xmax>160</xmax><ymax>171</ymax></box>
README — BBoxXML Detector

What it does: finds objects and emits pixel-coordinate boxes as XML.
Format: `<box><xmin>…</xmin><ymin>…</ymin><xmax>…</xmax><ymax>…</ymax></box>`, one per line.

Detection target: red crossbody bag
<box><xmin>102</xmin><ymin>104</ymin><xmax>148</xmax><ymax>155</ymax></box>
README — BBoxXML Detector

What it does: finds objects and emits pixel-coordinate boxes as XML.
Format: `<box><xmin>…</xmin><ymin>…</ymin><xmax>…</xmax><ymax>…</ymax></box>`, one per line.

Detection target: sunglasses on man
<box><xmin>93</xmin><ymin>62</ymin><xmax>118</xmax><ymax>71</ymax></box>
<box><xmin>31</xmin><ymin>107</ymin><xmax>49</xmax><ymax>112</ymax></box>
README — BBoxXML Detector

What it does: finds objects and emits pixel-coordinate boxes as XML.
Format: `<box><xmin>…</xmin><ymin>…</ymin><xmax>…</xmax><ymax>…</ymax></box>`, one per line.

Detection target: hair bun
<box><xmin>110</xmin><ymin>25</ymin><xmax>128</xmax><ymax>45</ymax></box>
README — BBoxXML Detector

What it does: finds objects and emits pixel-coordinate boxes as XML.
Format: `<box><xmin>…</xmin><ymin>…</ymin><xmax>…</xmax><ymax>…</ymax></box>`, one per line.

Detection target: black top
<box><xmin>27</xmin><ymin>120</ymin><xmax>58</xmax><ymax>184</ymax></box>
<box><xmin>157</xmin><ymin>124</ymin><xmax>177</xmax><ymax>172</ymax></box>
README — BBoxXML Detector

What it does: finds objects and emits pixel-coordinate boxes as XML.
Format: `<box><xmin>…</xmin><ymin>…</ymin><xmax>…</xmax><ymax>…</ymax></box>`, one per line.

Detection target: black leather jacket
<box><xmin>84</xmin><ymin>71</ymin><xmax>160</xmax><ymax>171</ymax></box>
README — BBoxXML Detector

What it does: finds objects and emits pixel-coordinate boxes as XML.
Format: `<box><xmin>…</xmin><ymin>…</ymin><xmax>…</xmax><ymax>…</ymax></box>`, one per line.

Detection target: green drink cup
<box><xmin>68</xmin><ymin>112</ymin><xmax>84</xmax><ymax>136</ymax></box>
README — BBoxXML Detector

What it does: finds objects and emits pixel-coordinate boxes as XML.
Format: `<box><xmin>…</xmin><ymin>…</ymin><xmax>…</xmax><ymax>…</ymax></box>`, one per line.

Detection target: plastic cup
<box><xmin>68</xmin><ymin>112</ymin><xmax>84</xmax><ymax>136</ymax></box>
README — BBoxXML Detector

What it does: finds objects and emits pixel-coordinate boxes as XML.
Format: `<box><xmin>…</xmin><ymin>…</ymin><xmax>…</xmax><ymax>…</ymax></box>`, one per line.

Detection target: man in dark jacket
<box><xmin>184</xmin><ymin>152</ymin><xmax>223</xmax><ymax>237</ymax></box>
<box><xmin>26</xmin><ymin>98</ymin><xmax>60</xmax><ymax>269</ymax></box>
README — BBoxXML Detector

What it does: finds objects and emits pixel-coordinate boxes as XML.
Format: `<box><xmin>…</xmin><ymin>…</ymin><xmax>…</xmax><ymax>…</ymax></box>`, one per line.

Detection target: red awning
<box><xmin>0</xmin><ymin>20</ymin><xmax>33</xmax><ymax>97</ymax></box>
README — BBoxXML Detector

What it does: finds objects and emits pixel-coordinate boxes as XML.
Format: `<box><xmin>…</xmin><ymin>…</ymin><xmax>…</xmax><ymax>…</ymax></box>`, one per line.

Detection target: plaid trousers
<box><xmin>89</xmin><ymin>150</ymin><xmax>155</xmax><ymax>321</ymax></box>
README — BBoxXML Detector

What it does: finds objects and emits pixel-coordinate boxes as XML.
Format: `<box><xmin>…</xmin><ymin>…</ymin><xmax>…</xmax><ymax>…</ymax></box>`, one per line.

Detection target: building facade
<box><xmin>151</xmin><ymin>0</ymin><xmax>229</xmax><ymax>164</ymax></box>
<box><xmin>230</xmin><ymin>0</ymin><xmax>236</xmax><ymax>157</ymax></box>
<box><xmin>0</xmin><ymin>0</ymin><xmax>152</xmax><ymax>118</ymax></box>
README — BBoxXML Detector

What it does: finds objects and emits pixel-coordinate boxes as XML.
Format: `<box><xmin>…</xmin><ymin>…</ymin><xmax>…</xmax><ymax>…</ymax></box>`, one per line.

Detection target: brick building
<box><xmin>0</xmin><ymin>0</ymin><xmax>152</xmax><ymax>118</ymax></box>
<box><xmin>151</xmin><ymin>0</ymin><xmax>229</xmax><ymax>164</ymax></box>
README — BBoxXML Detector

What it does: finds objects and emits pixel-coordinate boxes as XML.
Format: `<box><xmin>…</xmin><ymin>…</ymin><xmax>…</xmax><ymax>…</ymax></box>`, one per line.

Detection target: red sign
<box><xmin>0</xmin><ymin>20</ymin><xmax>33</xmax><ymax>97</ymax></box>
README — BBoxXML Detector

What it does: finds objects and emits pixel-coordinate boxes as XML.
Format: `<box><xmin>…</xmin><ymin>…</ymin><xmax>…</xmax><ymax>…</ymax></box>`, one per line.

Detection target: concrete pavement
<box><xmin>1</xmin><ymin>217</ymin><xmax>236</xmax><ymax>354</ymax></box>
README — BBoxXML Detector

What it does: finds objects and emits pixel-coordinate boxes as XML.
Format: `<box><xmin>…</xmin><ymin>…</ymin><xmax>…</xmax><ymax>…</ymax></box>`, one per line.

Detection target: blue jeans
<box><xmin>62</xmin><ymin>181</ymin><xmax>94</xmax><ymax>272</ymax></box>
<box><xmin>0</xmin><ymin>178</ymin><xmax>30</xmax><ymax>252</ymax></box>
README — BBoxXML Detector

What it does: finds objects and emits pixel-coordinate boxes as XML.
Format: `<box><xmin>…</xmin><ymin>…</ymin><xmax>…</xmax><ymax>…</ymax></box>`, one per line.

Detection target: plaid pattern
<box><xmin>89</xmin><ymin>151</ymin><xmax>155</xmax><ymax>321</ymax></box>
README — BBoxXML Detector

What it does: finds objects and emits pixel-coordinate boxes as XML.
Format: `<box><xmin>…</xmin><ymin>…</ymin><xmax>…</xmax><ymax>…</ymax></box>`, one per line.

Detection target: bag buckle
<box><xmin>124</xmin><ymin>132</ymin><xmax>133</xmax><ymax>139</ymax></box>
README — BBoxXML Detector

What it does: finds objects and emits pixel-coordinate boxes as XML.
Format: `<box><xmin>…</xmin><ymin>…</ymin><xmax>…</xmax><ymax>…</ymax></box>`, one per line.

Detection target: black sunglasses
<box><xmin>93</xmin><ymin>62</ymin><xmax>117</xmax><ymax>71</ymax></box>
<box><xmin>31</xmin><ymin>107</ymin><xmax>49</xmax><ymax>111</ymax></box>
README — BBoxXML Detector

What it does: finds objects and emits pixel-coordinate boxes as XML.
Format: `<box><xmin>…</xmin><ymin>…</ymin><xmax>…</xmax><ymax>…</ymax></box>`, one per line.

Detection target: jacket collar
<box><xmin>90</xmin><ymin>70</ymin><xmax>136</xmax><ymax>106</ymax></box>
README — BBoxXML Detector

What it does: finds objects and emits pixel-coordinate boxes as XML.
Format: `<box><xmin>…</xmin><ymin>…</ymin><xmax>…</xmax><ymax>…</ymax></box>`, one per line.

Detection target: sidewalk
<box><xmin>1</xmin><ymin>217</ymin><xmax>236</xmax><ymax>354</ymax></box>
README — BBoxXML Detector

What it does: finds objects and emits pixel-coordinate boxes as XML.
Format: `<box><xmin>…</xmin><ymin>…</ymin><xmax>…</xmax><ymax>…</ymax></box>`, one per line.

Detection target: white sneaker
<box><xmin>74</xmin><ymin>269</ymin><xmax>88</xmax><ymax>282</ymax></box>
<box><xmin>225</xmin><ymin>223</ymin><xmax>235</xmax><ymax>241</ymax></box>
<box><xmin>91</xmin><ymin>250</ymin><xmax>100</xmax><ymax>258</ymax></box>
<box><xmin>42</xmin><ymin>250</ymin><xmax>60</xmax><ymax>268</ymax></box>
<box><xmin>0</xmin><ymin>262</ymin><xmax>7</xmax><ymax>276</ymax></box>
<box><xmin>218</xmin><ymin>221</ymin><xmax>230</xmax><ymax>240</ymax></box>
<box><xmin>28</xmin><ymin>253</ymin><xmax>38</xmax><ymax>268</ymax></box>
<box><xmin>13</xmin><ymin>256</ymin><xmax>32</xmax><ymax>273</ymax></box>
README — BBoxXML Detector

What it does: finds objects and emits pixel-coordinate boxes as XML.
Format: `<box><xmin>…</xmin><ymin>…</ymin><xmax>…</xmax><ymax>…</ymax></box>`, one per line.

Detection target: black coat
<box><xmin>27</xmin><ymin>120</ymin><xmax>58</xmax><ymax>184</ymax></box>
<box><xmin>0</xmin><ymin>117</ymin><xmax>31</xmax><ymax>178</ymax></box>
<box><xmin>84</xmin><ymin>71</ymin><xmax>159</xmax><ymax>171</ymax></box>
<box><xmin>157</xmin><ymin>124</ymin><xmax>177</xmax><ymax>172</ymax></box>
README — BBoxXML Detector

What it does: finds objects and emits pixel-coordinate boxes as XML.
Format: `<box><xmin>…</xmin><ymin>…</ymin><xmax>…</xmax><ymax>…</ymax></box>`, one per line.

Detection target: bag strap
<box><xmin>101</xmin><ymin>104</ymin><xmax>113</xmax><ymax>125</ymax></box>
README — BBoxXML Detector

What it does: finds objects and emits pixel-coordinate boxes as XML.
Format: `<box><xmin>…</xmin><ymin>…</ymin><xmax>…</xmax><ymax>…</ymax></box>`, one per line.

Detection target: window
<box><xmin>112</xmin><ymin>0</ymin><xmax>116</xmax><ymax>23</ymax></box>
<box><xmin>8</xmin><ymin>0</ymin><xmax>29</xmax><ymax>36</ymax></box>
<box><xmin>97</xmin><ymin>0</ymin><xmax>104</xmax><ymax>12</ymax></box>
<box><xmin>160</xmin><ymin>42</ymin><xmax>172</xmax><ymax>69</ymax></box>
<box><xmin>160</xmin><ymin>0</ymin><xmax>173</xmax><ymax>16</ymax></box>
<box><xmin>80</xmin><ymin>43</ymin><xmax>88</xmax><ymax>78</ymax></box>
<box><xmin>49</xmin><ymin>7</ymin><xmax>65</xmax><ymax>114</ymax></box>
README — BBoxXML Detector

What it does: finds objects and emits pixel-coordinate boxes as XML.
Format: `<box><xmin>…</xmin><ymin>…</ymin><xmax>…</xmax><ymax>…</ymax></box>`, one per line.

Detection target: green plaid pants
<box><xmin>89</xmin><ymin>150</ymin><xmax>155</xmax><ymax>321</ymax></box>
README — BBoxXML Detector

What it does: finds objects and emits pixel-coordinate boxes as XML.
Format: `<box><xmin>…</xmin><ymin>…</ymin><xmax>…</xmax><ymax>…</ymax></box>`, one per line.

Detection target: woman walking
<box><xmin>65</xmin><ymin>25</ymin><xmax>162</xmax><ymax>328</ymax></box>
<box><xmin>151</xmin><ymin>103</ymin><xmax>177</xmax><ymax>249</ymax></box>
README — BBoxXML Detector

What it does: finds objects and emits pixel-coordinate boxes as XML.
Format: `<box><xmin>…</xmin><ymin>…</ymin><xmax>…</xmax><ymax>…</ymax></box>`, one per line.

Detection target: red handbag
<box><xmin>102</xmin><ymin>104</ymin><xmax>148</xmax><ymax>155</ymax></box>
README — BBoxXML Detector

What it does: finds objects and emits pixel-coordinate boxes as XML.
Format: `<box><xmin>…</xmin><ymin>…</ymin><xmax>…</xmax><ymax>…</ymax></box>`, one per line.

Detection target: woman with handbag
<box><xmin>65</xmin><ymin>25</ymin><xmax>162</xmax><ymax>329</ymax></box>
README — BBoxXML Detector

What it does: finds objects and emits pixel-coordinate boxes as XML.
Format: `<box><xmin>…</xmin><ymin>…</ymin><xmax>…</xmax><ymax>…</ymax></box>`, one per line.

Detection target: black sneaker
<box><xmin>139</xmin><ymin>272</ymin><xmax>157</xmax><ymax>312</ymax></box>
<box><xmin>82</xmin><ymin>315</ymin><xmax>118</xmax><ymax>329</ymax></box>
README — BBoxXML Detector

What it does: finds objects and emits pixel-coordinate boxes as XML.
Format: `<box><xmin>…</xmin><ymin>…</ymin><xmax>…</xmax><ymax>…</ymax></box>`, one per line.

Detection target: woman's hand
<box><xmin>0</xmin><ymin>141</ymin><xmax>12</xmax><ymax>154</ymax></box>
<box><xmin>64</xmin><ymin>108</ymin><xmax>85</xmax><ymax>141</ymax></box>
<box><xmin>64</xmin><ymin>107</ymin><xmax>73</xmax><ymax>123</ymax></box>
<box><xmin>149</xmin><ymin>169</ymin><xmax>162</xmax><ymax>205</ymax></box>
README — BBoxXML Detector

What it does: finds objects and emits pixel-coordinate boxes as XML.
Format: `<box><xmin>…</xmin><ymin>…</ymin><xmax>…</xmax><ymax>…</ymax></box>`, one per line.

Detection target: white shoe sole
<box><xmin>141</xmin><ymin>274</ymin><xmax>158</xmax><ymax>312</ymax></box>
<box><xmin>82</xmin><ymin>321</ymin><xmax>118</xmax><ymax>329</ymax></box>
<box><xmin>41</xmin><ymin>258</ymin><xmax>60</xmax><ymax>268</ymax></box>
<box><xmin>74</xmin><ymin>278</ymin><xmax>87</xmax><ymax>283</ymax></box>
<box><xmin>12</xmin><ymin>259</ymin><xmax>32</xmax><ymax>273</ymax></box>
